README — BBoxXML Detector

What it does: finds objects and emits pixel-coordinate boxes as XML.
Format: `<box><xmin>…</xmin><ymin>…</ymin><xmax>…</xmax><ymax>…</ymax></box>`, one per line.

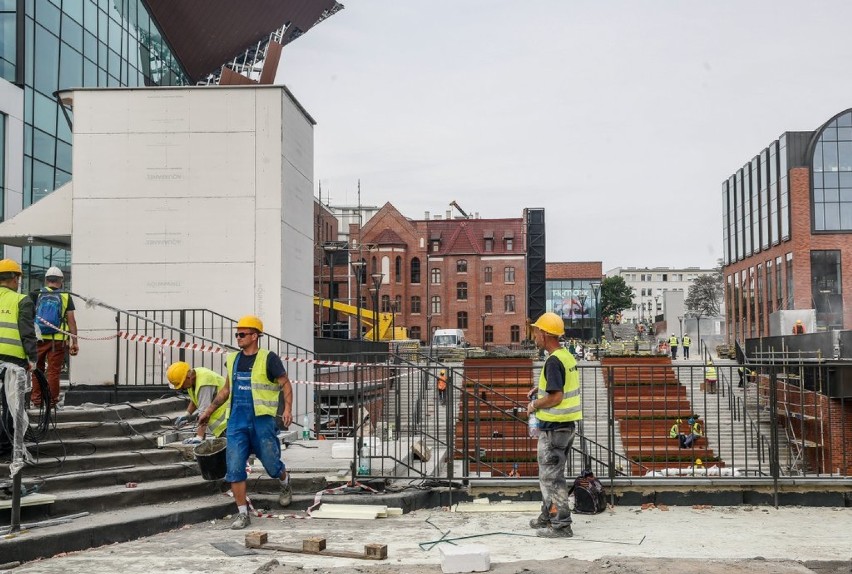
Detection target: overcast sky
<box><xmin>277</xmin><ymin>1</ymin><xmax>852</xmax><ymax>272</ymax></box>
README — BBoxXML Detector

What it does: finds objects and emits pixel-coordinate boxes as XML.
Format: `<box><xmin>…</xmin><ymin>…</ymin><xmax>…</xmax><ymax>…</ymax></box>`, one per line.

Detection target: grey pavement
<box><xmin>5</xmin><ymin>504</ymin><xmax>851</xmax><ymax>573</ymax></box>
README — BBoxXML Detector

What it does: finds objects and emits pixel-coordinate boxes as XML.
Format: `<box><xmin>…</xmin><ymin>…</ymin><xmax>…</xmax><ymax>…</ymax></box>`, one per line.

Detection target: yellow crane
<box><xmin>313</xmin><ymin>296</ymin><xmax>408</xmax><ymax>341</ymax></box>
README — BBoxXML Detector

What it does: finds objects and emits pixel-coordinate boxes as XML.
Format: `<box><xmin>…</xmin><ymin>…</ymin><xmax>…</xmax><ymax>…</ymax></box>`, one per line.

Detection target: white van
<box><xmin>431</xmin><ymin>329</ymin><xmax>466</xmax><ymax>348</ymax></box>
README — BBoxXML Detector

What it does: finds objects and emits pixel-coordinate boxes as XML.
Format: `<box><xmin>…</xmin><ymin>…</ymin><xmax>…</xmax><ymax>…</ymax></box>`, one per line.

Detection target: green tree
<box><xmin>601</xmin><ymin>276</ymin><xmax>634</xmax><ymax>324</ymax></box>
<box><xmin>685</xmin><ymin>267</ymin><xmax>723</xmax><ymax>318</ymax></box>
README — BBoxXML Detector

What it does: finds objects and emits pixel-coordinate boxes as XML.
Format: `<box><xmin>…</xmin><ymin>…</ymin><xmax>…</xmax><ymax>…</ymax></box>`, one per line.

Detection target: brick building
<box><xmin>545</xmin><ymin>262</ymin><xmax>603</xmax><ymax>340</ymax></box>
<box><xmin>722</xmin><ymin>108</ymin><xmax>852</xmax><ymax>342</ymax></box>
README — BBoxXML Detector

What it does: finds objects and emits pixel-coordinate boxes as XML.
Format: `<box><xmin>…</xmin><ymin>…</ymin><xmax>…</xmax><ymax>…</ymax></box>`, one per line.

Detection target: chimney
<box><xmin>446</xmin><ymin>209</ymin><xmax>452</xmax><ymax>220</ymax></box>
<box><xmin>425</xmin><ymin>211</ymin><xmax>430</xmax><ymax>220</ymax></box>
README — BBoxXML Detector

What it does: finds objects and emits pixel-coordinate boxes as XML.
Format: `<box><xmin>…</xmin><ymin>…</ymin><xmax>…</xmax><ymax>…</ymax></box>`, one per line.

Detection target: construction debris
<box><xmin>453</xmin><ymin>501</ymin><xmax>540</xmax><ymax>513</ymax></box>
<box><xmin>245</xmin><ymin>532</ymin><xmax>388</xmax><ymax>560</ymax></box>
<box><xmin>310</xmin><ymin>503</ymin><xmax>403</xmax><ymax>520</ymax></box>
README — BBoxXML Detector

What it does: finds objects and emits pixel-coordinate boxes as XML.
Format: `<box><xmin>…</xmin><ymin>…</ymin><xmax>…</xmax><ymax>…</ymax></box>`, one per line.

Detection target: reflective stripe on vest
<box><xmin>225</xmin><ymin>349</ymin><xmax>279</xmax><ymax>418</ymax></box>
<box><xmin>39</xmin><ymin>290</ymin><xmax>70</xmax><ymax>341</ymax></box>
<box><xmin>188</xmin><ymin>367</ymin><xmax>228</xmax><ymax>437</ymax></box>
<box><xmin>0</xmin><ymin>288</ymin><xmax>27</xmax><ymax>360</ymax></box>
<box><xmin>536</xmin><ymin>347</ymin><xmax>582</xmax><ymax>423</ymax></box>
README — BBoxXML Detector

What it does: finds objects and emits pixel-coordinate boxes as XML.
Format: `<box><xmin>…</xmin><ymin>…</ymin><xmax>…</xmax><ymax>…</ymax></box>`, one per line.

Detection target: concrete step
<box><xmin>24</xmin><ymin>434</ymin><xmax>166</xmax><ymax>457</ymax></box>
<box><xmin>37</xmin><ymin>396</ymin><xmax>185</xmax><ymax>423</ymax></box>
<box><xmin>3</xmin><ymin>448</ymin><xmax>187</xmax><ymax>477</ymax></box>
<box><xmin>35</xmin><ymin>416</ymin><xmax>168</xmax><ymax>440</ymax></box>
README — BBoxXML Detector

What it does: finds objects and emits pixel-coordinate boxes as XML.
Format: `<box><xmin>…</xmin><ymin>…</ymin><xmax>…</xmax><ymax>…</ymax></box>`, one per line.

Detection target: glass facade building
<box><xmin>545</xmin><ymin>279</ymin><xmax>599</xmax><ymax>340</ymax></box>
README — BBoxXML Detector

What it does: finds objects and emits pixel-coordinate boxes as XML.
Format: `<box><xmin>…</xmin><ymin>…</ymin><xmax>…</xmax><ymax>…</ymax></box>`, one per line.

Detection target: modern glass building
<box><xmin>0</xmin><ymin>0</ymin><xmax>342</xmax><ymax>290</ymax></box>
<box><xmin>722</xmin><ymin>108</ymin><xmax>852</xmax><ymax>340</ymax></box>
<box><xmin>545</xmin><ymin>262</ymin><xmax>603</xmax><ymax>341</ymax></box>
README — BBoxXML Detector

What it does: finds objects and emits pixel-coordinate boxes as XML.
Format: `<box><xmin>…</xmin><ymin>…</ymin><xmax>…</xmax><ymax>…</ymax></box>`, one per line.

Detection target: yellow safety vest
<box><xmin>225</xmin><ymin>349</ymin><xmax>280</xmax><ymax>418</ymax></box>
<box><xmin>0</xmin><ymin>287</ymin><xmax>27</xmax><ymax>360</ymax></box>
<box><xmin>705</xmin><ymin>365</ymin><xmax>717</xmax><ymax>380</ymax></box>
<box><xmin>669</xmin><ymin>336</ymin><xmax>678</xmax><ymax>346</ymax></box>
<box><xmin>682</xmin><ymin>336</ymin><xmax>691</xmax><ymax>347</ymax></box>
<box><xmin>536</xmin><ymin>347</ymin><xmax>582</xmax><ymax>423</ymax></box>
<box><xmin>38</xmin><ymin>289</ymin><xmax>71</xmax><ymax>341</ymax></box>
<box><xmin>188</xmin><ymin>367</ymin><xmax>228</xmax><ymax>437</ymax></box>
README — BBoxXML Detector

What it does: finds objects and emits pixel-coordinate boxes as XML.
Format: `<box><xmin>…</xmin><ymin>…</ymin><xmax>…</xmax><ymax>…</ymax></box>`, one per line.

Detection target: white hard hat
<box><xmin>46</xmin><ymin>266</ymin><xmax>64</xmax><ymax>279</ymax></box>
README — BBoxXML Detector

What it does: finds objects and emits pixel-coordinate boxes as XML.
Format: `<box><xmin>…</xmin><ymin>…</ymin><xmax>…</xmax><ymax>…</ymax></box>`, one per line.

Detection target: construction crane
<box><xmin>313</xmin><ymin>296</ymin><xmax>408</xmax><ymax>341</ymax></box>
<box><xmin>449</xmin><ymin>200</ymin><xmax>469</xmax><ymax>219</ymax></box>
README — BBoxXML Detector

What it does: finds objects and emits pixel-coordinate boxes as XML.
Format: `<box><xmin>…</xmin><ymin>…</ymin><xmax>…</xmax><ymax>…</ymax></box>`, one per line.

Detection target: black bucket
<box><xmin>193</xmin><ymin>437</ymin><xmax>227</xmax><ymax>481</ymax></box>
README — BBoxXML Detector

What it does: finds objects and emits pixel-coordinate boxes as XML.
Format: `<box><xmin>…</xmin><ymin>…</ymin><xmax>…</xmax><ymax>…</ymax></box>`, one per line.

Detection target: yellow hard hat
<box><xmin>236</xmin><ymin>315</ymin><xmax>264</xmax><ymax>333</ymax></box>
<box><xmin>166</xmin><ymin>362</ymin><xmax>191</xmax><ymax>389</ymax></box>
<box><xmin>440</xmin><ymin>370</ymin><xmax>445</xmax><ymax>375</ymax></box>
<box><xmin>695</xmin><ymin>458</ymin><xmax>703</xmax><ymax>466</ymax></box>
<box><xmin>531</xmin><ymin>312</ymin><xmax>565</xmax><ymax>336</ymax></box>
<box><xmin>796</xmin><ymin>319</ymin><xmax>803</xmax><ymax>324</ymax></box>
<box><xmin>0</xmin><ymin>259</ymin><xmax>22</xmax><ymax>274</ymax></box>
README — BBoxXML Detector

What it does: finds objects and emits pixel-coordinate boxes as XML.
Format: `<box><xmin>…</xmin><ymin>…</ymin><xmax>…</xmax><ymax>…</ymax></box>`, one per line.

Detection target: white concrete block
<box><xmin>439</xmin><ymin>544</ymin><xmax>490</xmax><ymax>574</ymax></box>
<box><xmin>331</xmin><ymin>442</ymin><xmax>356</xmax><ymax>459</ymax></box>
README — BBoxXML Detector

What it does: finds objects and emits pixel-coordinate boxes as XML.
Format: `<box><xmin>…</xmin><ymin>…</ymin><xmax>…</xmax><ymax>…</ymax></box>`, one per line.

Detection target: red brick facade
<box><xmin>546</xmin><ymin>262</ymin><xmax>603</xmax><ymax>281</ymax></box>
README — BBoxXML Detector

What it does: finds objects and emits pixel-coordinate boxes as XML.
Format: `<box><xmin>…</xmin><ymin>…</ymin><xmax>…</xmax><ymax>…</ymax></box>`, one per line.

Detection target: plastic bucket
<box><xmin>193</xmin><ymin>437</ymin><xmax>227</xmax><ymax>481</ymax></box>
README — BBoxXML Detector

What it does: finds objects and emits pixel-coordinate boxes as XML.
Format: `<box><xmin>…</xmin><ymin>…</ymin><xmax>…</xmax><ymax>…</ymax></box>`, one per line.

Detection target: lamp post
<box><xmin>350</xmin><ymin>260</ymin><xmax>365</xmax><ymax>340</ymax></box>
<box><xmin>590</xmin><ymin>281</ymin><xmax>601</xmax><ymax>357</ymax></box>
<box><xmin>370</xmin><ymin>272</ymin><xmax>384</xmax><ymax>342</ymax></box>
<box><xmin>578</xmin><ymin>292</ymin><xmax>588</xmax><ymax>342</ymax></box>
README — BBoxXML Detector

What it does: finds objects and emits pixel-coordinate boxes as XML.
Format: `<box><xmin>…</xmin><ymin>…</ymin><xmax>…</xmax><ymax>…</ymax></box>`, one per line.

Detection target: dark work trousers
<box><xmin>671</xmin><ymin>345</ymin><xmax>678</xmax><ymax>359</ymax></box>
<box><xmin>683</xmin><ymin>346</ymin><xmax>690</xmax><ymax>359</ymax></box>
<box><xmin>535</xmin><ymin>425</ymin><xmax>576</xmax><ymax>530</ymax></box>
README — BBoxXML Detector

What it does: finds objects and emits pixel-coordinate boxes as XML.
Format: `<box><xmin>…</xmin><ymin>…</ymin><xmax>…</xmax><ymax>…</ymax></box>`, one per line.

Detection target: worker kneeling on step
<box><xmin>198</xmin><ymin>315</ymin><xmax>294</xmax><ymax>530</ymax></box>
<box><xmin>167</xmin><ymin>361</ymin><xmax>228</xmax><ymax>445</ymax></box>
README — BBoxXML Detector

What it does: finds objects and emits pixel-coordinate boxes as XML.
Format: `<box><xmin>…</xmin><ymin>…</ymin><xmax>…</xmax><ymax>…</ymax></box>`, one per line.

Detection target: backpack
<box><xmin>36</xmin><ymin>289</ymin><xmax>64</xmax><ymax>335</ymax></box>
<box><xmin>569</xmin><ymin>470</ymin><xmax>607</xmax><ymax>514</ymax></box>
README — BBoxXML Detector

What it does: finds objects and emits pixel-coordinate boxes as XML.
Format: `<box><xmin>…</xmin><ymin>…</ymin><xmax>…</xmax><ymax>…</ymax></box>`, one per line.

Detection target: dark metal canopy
<box><xmin>142</xmin><ymin>0</ymin><xmax>342</xmax><ymax>83</ymax></box>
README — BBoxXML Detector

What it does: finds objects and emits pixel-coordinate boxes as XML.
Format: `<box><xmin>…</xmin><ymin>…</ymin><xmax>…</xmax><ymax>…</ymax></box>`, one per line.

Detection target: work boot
<box><xmin>231</xmin><ymin>512</ymin><xmax>251</xmax><ymax>530</ymax></box>
<box><xmin>279</xmin><ymin>481</ymin><xmax>292</xmax><ymax>507</ymax></box>
<box><xmin>536</xmin><ymin>525</ymin><xmax>573</xmax><ymax>538</ymax></box>
<box><xmin>529</xmin><ymin>516</ymin><xmax>549</xmax><ymax>529</ymax></box>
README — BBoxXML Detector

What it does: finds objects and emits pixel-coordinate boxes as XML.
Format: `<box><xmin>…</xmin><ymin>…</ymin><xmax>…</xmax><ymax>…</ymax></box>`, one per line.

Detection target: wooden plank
<box><xmin>453</xmin><ymin>501</ymin><xmax>540</xmax><ymax>513</ymax></box>
<box><xmin>244</xmin><ymin>533</ymin><xmax>388</xmax><ymax>561</ymax></box>
<box><xmin>0</xmin><ymin>493</ymin><xmax>56</xmax><ymax>509</ymax></box>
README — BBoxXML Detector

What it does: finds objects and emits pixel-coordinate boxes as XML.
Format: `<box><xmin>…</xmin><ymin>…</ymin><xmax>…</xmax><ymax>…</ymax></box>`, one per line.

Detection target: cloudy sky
<box><xmin>277</xmin><ymin>1</ymin><xmax>852</xmax><ymax>272</ymax></box>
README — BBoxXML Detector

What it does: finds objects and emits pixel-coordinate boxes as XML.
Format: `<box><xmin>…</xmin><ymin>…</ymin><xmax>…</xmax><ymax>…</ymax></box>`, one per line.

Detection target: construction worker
<box><xmin>0</xmin><ymin>260</ymin><xmax>38</xmax><ymax>460</ymax></box>
<box><xmin>198</xmin><ymin>315</ymin><xmax>293</xmax><ymax>530</ymax></box>
<box><xmin>704</xmin><ymin>359</ymin><xmax>718</xmax><ymax>394</ymax></box>
<box><xmin>167</xmin><ymin>361</ymin><xmax>228</xmax><ymax>444</ymax></box>
<box><xmin>738</xmin><ymin>365</ymin><xmax>756</xmax><ymax>388</ymax></box>
<box><xmin>681</xmin><ymin>334</ymin><xmax>691</xmax><ymax>359</ymax></box>
<box><xmin>526</xmin><ymin>311</ymin><xmax>581</xmax><ymax>538</ymax></box>
<box><xmin>437</xmin><ymin>369</ymin><xmax>448</xmax><ymax>405</ymax></box>
<box><xmin>30</xmin><ymin>266</ymin><xmax>78</xmax><ymax>408</ymax></box>
<box><xmin>669</xmin><ymin>334</ymin><xmax>679</xmax><ymax>360</ymax></box>
<box><xmin>792</xmin><ymin>320</ymin><xmax>805</xmax><ymax>335</ymax></box>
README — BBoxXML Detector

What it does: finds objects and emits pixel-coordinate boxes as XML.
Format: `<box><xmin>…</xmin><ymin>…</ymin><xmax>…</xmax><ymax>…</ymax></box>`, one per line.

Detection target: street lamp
<box><xmin>578</xmin><ymin>292</ymin><xmax>588</xmax><ymax>342</ymax></box>
<box><xmin>350</xmin><ymin>260</ymin><xmax>366</xmax><ymax>340</ymax></box>
<box><xmin>481</xmin><ymin>312</ymin><xmax>491</xmax><ymax>349</ymax></box>
<box><xmin>590</xmin><ymin>281</ymin><xmax>601</xmax><ymax>357</ymax></box>
<box><xmin>370</xmin><ymin>272</ymin><xmax>384</xmax><ymax>342</ymax></box>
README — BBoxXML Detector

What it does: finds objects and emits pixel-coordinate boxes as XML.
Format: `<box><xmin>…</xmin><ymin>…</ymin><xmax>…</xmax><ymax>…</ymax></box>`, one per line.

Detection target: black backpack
<box><xmin>569</xmin><ymin>470</ymin><xmax>607</xmax><ymax>514</ymax></box>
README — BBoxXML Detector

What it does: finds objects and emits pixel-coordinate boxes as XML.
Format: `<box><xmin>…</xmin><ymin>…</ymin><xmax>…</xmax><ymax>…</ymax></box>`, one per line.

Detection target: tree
<box><xmin>685</xmin><ymin>269</ymin><xmax>723</xmax><ymax>318</ymax></box>
<box><xmin>601</xmin><ymin>276</ymin><xmax>634</xmax><ymax>327</ymax></box>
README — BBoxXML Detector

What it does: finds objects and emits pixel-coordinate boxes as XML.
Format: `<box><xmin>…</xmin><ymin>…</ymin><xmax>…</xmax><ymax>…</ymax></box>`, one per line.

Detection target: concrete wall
<box><xmin>0</xmin><ymin>78</ymin><xmax>24</xmax><ymax>263</ymax></box>
<box><xmin>69</xmin><ymin>86</ymin><xmax>314</xmax><ymax>384</ymax></box>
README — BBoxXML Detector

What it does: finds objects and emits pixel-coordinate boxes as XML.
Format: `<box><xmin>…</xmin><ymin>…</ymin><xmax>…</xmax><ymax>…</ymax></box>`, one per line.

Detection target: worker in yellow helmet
<box><xmin>527</xmin><ymin>312</ymin><xmax>580</xmax><ymax>539</ymax></box>
<box><xmin>167</xmin><ymin>361</ymin><xmax>228</xmax><ymax>444</ymax></box>
<box><xmin>0</xmin><ymin>260</ymin><xmax>37</xmax><ymax>460</ymax></box>
<box><xmin>198</xmin><ymin>315</ymin><xmax>293</xmax><ymax>530</ymax></box>
<box><xmin>704</xmin><ymin>359</ymin><xmax>718</xmax><ymax>394</ymax></box>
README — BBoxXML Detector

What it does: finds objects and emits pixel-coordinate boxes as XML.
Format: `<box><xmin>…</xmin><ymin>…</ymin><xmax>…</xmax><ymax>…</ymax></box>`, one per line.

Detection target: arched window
<box><xmin>371</xmin><ymin>256</ymin><xmax>377</xmax><ymax>274</ymax></box>
<box><xmin>457</xmin><ymin>259</ymin><xmax>467</xmax><ymax>273</ymax></box>
<box><xmin>812</xmin><ymin>110</ymin><xmax>852</xmax><ymax>231</ymax></box>
<box><xmin>410</xmin><ymin>326</ymin><xmax>422</xmax><ymax>342</ymax></box>
<box><xmin>431</xmin><ymin>296</ymin><xmax>441</xmax><ymax>314</ymax></box>
<box><xmin>395</xmin><ymin>256</ymin><xmax>402</xmax><ymax>282</ymax></box>
<box><xmin>484</xmin><ymin>325</ymin><xmax>493</xmax><ymax>343</ymax></box>
<box><xmin>484</xmin><ymin>295</ymin><xmax>493</xmax><ymax>313</ymax></box>
<box><xmin>411</xmin><ymin>296</ymin><xmax>421</xmax><ymax>314</ymax></box>
<box><xmin>394</xmin><ymin>295</ymin><xmax>402</xmax><ymax>312</ymax></box>
<box><xmin>484</xmin><ymin>266</ymin><xmax>493</xmax><ymax>283</ymax></box>
<box><xmin>457</xmin><ymin>312</ymin><xmax>468</xmax><ymax>329</ymax></box>
<box><xmin>381</xmin><ymin>294</ymin><xmax>391</xmax><ymax>312</ymax></box>
<box><xmin>431</xmin><ymin>268</ymin><xmax>441</xmax><ymax>284</ymax></box>
<box><xmin>504</xmin><ymin>266</ymin><xmax>515</xmax><ymax>283</ymax></box>
<box><xmin>457</xmin><ymin>282</ymin><xmax>468</xmax><ymax>300</ymax></box>
<box><xmin>504</xmin><ymin>295</ymin><xmax>516</xmax><ymax>313</ymax></box>
<box><xmin>411</xmin><ymin>258</ymin><xmax>421</xmax><ymax>283</ymax></box>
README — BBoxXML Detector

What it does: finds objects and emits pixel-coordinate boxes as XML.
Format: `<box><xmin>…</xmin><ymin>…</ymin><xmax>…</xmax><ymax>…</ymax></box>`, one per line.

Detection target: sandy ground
<box><xmin>6</xmin><ymin>505</ymin><xmax>851</xmax><ymax>573</ymax></box>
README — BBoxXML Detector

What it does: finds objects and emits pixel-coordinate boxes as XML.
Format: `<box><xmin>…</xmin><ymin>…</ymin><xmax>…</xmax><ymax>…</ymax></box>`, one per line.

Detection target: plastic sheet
<box><xmin>2</xmin><ymin>362</ymin><xmax>32</xmax><ymax>478</ymax></box>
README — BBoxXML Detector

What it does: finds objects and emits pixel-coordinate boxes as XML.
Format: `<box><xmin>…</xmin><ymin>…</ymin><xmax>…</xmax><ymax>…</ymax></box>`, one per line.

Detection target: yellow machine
<box><xmin>313</xmin><ymin>296</ymin><xmax>408</xmax><ymax>341</ymax></box>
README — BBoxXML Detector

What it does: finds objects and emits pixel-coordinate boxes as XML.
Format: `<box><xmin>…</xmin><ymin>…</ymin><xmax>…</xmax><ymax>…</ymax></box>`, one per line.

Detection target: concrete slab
<box><xmin>6</xmin><ymin>505</ymin><xmax>852</xmax><ymax>573</ymax></box>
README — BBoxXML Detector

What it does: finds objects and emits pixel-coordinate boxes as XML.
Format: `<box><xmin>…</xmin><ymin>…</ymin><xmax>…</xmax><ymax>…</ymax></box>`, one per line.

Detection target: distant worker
<box><xmin>0</xmin><ymin>260</ymin><xmax>37</xmax><ymax>460</ymax></box>
<box><xmin>792</xmin><ymin>320</ymin><xmax>805</xmax><ymax>335</ymax></box>
<box><xmin>738</xmin><ymin>365</ymin><xmax>756</xmax><ymax>388</ymax></box>
<box><xmin>527</xmin><ymin>312</ymin><xmax>581</xmax><ymax>538</ymax></box>
<box><xmin>198</xmin><ymin>315</ymin><xmax>293</xmax><ymax>530</ymax></box>
<box><xmin>682</xmin><ymin>334</ymin><xmax>691</xmax><ymax>359</ymax></box>
<box><xmin>437</xmin><ymin>370</ymin><xmax>448</xmax><ymax>405</ymax></box>
<box><xmin>669</xmin><ymin>334</ymin><xmax>679</xmax><ymax>360</ymax></box>
<box><xmin>30</xmin><ymin>266</ymin><xmax>78</xmax><ymax>409</ymax></box>
<box><xmin>704</xmin><ymin>359</ymin><xmax>717</xmax><ymax>394</ymax></box>
<box><xmin>167</xmin><ymin>362</ymin><xmax>228</xmax><ymax>444</ymax></box>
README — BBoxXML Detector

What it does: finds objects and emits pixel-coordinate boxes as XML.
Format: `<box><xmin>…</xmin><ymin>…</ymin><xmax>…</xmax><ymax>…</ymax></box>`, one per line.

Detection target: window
<box><xmin>457</xmin><ymin>312</ymin><xmax>468</xmax><ymax>329</ymax></box>
<box><xmin>395</xmin><ymin>256</ymin><xmax>401</xmax><ymax>282</ymax></box>
<box><xmin>484</xmin><ymin>295</ymin><xmax>493</xmax><ymax>313</ymax></box>
<box><xmin>504</xmin><ymin>266</ymin><xmax>515</xmax><ymax>283</ymax></box>
<box><xmin>510</xmin><ymin>325</ymin><xmax>520</xmax><ymax>343</ymax></box>
<box><xmin>431</xmin><ymin>296</ymin><xmax>441</xmax><ymax>314</ymax></box>
<box><xmin>785</xmin><ymin>253</ymin><xmax>794</xmax><ymax>309</ymax></box>
<box><xmin>394</xmin><ymin>295</ymin><xmax>402</xmax><ymax>312</ymax></box>
<box><xmin>484</xmin><ymin>266</ymin><xmax>492</xmax><ymax>283</ymax></box>
<box><xmin>457</xmin><ymin>282</ymin><xmax>468</xmax><ymax>300</ymax></box>
<box><xmin>505</xmin><ymin>238</ymin><xmax>513</xmax><ymax>251</ymax></box>
<box><xmin>431</xmin><ymin>267</ymin><xmax>441</xmax><ymax>284</ymax></box>
<box><xmin>484</xmin><ymin>238</ymin><xmax>493</xmax><ymax>252</ymax></box>
<box><xmin>431</xmin><ymin>240</ymin><xmax>440</xmax><ymax>252</ymax></box>
<box><xmin>504</xmin><ymin>294</ymin><xmax>515</xmax><ymax>313</ymax></box>
<box><xmin>457</xmin><ymin>259</ymin><xmax>467</xmax><ymax>273</ymax></box>
<box><xmin>409</xmin><ymin>326</ymin><xmax>422</xmax><ymax>342</ymax></box>
<box><xmin>812</xmin><ymin>112</ymin><xmax>852</xmax><ymax>231</ymax></box>
<box><xmin>484</xmin><ymin>325</ymin><xmax>493</xmax><ymax>343</ymax></box>
<box><xmin>381</xmin><ymin>294</ymin><xmax>391</xmax><ymax>312</ymax></box>
<box><xmin>410</xmin><ymin>258</ymin><xmax>421</xmax><ymax>283</ymax></box>
<box><xmin>811</xmin><ymin>250</ymin><xmax>843</xmax><ymax>329</ymax></box>
<box><xmin>411</xmin><ymin>296</ymin><xmax>421</xmax><ymax>314</ymax></box>
<box><xmin>371</xmin><ymin>256</ymin><xmax>377</xmax><ymax>274</ymax></box>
